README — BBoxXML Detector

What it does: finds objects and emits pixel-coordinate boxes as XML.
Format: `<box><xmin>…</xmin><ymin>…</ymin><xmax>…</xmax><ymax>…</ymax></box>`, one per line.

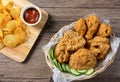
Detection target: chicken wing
<box><xmin>74</xmin><ymin>18</ymin><xmax>87</xmax><ymax>36</ymax></box>
<box><xmin>85</xmin><ymin>15</ymin><xmax>99</xmax><ymax>40</ymax></box>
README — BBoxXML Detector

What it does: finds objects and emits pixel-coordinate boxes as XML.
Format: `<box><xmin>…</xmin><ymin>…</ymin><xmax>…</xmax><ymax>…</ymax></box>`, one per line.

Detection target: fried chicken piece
<box><xmin>97</xmin><ymin>23</ymin><xmax>112</xmax><ymax>37</ymax></box>
<box><xmin>69</xmin><ymin>48</ymin><xmax>97</xmax><ymax>70</ymax></box>
<box><xmin>90</xmin><ymin>36</ymin><xmax>110</xmax><ymax>60</ymax></box>
<box><xmin>74</xmin><ymin>18</ymin><xmax>87</xmax><ymax>36</ymax></box>
<box><xmin>65</xmin><ymin>30</ymin><xmax>86</xmax><ymax>51</ymax></box>
<box><xmin>54</xmin><ymin>30</ymin><xmax>86</xmax><ymax>63</ymax></box>
<box><xmin>54</xmin><ymin>43</ymin><xmax>70</xmax><ymax>63</ymax></box>
<box><xmin>92</xmin><ymin>36</ymin><xmax>110</xmax><ymax>44</ymax></box>
<box><xmin>85</xmin><ymin>15</ymin><xmax>99</xmax><ymax>40</ymax></box>
<box><xmin>91</xmin><ymin>43</ymin><xmax>110</xmax><ymax>60</ymax></box>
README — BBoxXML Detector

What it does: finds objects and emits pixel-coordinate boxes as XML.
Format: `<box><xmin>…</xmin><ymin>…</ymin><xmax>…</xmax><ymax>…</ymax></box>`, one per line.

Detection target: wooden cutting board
<box><xmin>0</xmin><ymin>0</ymin><xmax>48</xmax><ymax>62</ymax></box>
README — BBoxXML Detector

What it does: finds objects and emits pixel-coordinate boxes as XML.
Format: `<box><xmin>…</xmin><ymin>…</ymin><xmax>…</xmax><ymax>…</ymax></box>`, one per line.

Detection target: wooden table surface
<box><xmin>0</xmin><ymin>0</ymin><xmax>120</xmax><ymax>82</ymax></box>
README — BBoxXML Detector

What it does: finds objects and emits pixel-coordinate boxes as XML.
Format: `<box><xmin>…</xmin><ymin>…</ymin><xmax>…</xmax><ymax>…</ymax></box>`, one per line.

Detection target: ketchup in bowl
<box><xmin>20</xmin><ymin>5</ymin><xmax>41</xmax><ymax>26</ymax></box>
<box><xmin>24</xmin><ymin>8</ymin><xmax>39</xmax><ymax>24</ymax></box>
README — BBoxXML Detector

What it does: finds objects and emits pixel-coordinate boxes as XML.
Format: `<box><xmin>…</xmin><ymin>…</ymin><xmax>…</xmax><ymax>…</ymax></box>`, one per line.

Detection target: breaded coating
<box><xmin>64</xmin><ymin>30</ymin><xmax>86</xmax><ymax>51</ymax></box>
<box><xmin>69</xmin><ymin>49</ymin><xmax>97</xmax><ymax>70</ymax></box>
<box><xmin>54</xmin><ymin>43</ymin><xmax>70</xmax><ymax>63</ymax></box>
<box><xmin>54</xmin><ymin>30</ymin><xmax>86</xmax><ymax>63</ymax></box>
<box><xmin>97</xmin><ymin>23</ymin><xmax>112</xmax><ymax>37</ymax></box>
<box><xmin>85</xmin><ymin>15</ymin><xmax>99</xmax><ymax>40</ymax></box>
<box><xmin>90</xmin><ymin>36</ymin><xmax>110</xmax><ymax>60</ymax></box>
<box><xmin>91</xmin><ymin>36</ymin><xmax>110</xmax><ymax>44</ymax></box>
<box><xmin>74</xmin><ymin>18</ymin><xmax>87</xmax><ymax>36</ymax></box>
<box><xmin>91</xmin><ymin>43</ymin><xmax>110</xmax><ymax>60</ymax></box>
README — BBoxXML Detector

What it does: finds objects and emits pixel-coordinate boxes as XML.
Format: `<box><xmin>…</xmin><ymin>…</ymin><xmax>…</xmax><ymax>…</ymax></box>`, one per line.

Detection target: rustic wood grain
<box><xmin>29</xmin><ymin>0</ymin><xmax>120</xmax><ymax>8</ymax></box>
<box><xmin>0</xmin><ymin>0</ymin><xmax>119</xmax><ymax>82</ymax></box>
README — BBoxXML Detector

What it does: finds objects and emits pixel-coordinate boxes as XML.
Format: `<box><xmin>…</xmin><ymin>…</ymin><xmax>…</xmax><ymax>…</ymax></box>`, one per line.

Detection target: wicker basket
<box><xmin>43</xmin><ymin>22</ymin><xmax>116</xmax><ymax>81</ymax></box>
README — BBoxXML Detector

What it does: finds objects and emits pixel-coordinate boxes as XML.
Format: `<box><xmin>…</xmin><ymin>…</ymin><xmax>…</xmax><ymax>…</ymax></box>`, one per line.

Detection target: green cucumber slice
<box><xmin>65</xmin><ymin>64</ymin><xmax>71</xmax><ymax>73</ymax></box>
<box><xmin>86</xmin><ymin>68</ymin><xmax>94</xmax><ymax>75</ymax></box>
<box><xmin>62</xmin><ymin>63</ymin><xmax>67</xmax><ymax>72</ymax></box>
<box><xmin>71</xmin><ymin>69</ymin><xmax>81</xmax><ymax>76</ymax></box>
<box><xmin>57</xmin><ymin>63</ymin><xmax>63</xmax><ymax>71</ymax></box>
<box><xmin>77</xmin><ymin>69</ymin><xmax>87</xmax><ymax>74</ymax></box>
<box><xmin>49</xmin><ymin>48</ymin><xmax>54</xmax><ymax>59</ymax></box>
<box><xmin>52</xmin><ymin>58</ymin><xmax>63</xmax><ymax>71</ymax></box>
<box><xmin>53</xmin><ymin>59</ymin><xmax>58</xmax><ymax>67</ymax></box>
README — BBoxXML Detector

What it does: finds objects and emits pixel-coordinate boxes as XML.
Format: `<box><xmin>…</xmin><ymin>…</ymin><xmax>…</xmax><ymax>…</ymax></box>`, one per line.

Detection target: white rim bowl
<box><xmin>20</xmin><ymin>5</ymin><xmax>42</xmax><ymax>26</ymax></box>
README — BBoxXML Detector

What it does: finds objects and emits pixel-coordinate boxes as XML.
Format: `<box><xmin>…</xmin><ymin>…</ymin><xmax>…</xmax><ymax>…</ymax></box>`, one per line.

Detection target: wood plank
<box><xmin>28</xmin><ymin>0</ymin><xmax>120</xmax><ymax>8</ymax></box>
<box><xmin>42</xmin><ymin>8</ymin><xmax>120</xmax><ymax>21</ymax></box>
<box><xmin>0</xmin><ymin>78</ymin><xmax>50</xmax><ymax>82</ymax></box>
<box><xmin>0</xmin><ymin>43</ymin><xmax>52</xmax><ymax>78</ymax></box>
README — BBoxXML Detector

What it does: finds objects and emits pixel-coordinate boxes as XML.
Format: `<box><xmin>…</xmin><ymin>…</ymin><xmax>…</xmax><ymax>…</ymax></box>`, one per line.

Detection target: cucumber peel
<box><xmin>71</xmin><ymin>69</ymin><xmax>81</xmax><ymax>76</ymax></box>
<box><xmin>52</xmin><ymin>59</ymin><xmax>58</xmax><ymax>67</ymax></box>
<box><xmin>77</xmin><ymin>69</ymin><xmax>87</xmax><ymax>74</ymax></box>
<box><xmin>57</xmin><ymin>62</ymin><xmax>63</xmax><ymax>71</ymax></box>
<box><xmin>49</xmin><ymin>48</ymin><xmax>54</xmax><ymax>59</ymax></box>
<box><xmin>65</xmin><ymin>64</ymin><xmax>71</xmax><ymax>73</ymax></box>
<box><xmin>62</xmin><ymin>63</ymin><xmax>67</xmax><ymax>72</ymax></box>
<box><xmin>85</xmin><ymin>68</ymin><xmax>94</xmax><ymax>75</ymax></box>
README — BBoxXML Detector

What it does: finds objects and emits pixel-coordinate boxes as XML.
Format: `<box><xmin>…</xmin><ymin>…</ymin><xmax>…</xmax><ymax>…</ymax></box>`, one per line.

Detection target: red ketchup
<box><xmin>24</xmin><ymin>8</ymin><xmax>39</xmax><ymax>24</ymax></box>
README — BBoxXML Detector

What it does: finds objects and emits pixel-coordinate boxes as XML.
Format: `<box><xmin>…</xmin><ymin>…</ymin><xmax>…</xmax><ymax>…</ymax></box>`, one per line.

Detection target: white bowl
<box><xmin>20</xmin><ymin>5</ymin><xmax>42</xmax><ymax>26</ymax></box>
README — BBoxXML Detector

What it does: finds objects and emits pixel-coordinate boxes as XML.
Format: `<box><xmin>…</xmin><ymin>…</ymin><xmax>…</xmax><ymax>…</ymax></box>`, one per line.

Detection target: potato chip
<box><xmin>3</xmin><ymin>31</ymin><xmax>11</xmax><ymax>36</ymax></box>
<box><xmin>0</xmin><ymin>5</ymin><xmax>5</xmax><ymax>12</ymax></box>
<box><xmin>2</xmin><ymin>9</ymin><xmax>10</xmax><ymax>16</ymax></box>
<box><xmin>2</xmin><ymin>20</ymin><xmax>17</xmax><ymax>33</ymax></box>
<box><xmin>2</xmin><ymin>10</ymin><xmax>11</xmax><ymax>24</ymax></box>
<box><xmin>0</xmin><ymin>41</ymin><xmax>4</xmax><ymax>49</ymax></box>
<box><xmin>14</xmin><ymin>27</ymin><xmax>27</xmax><ymax>44</ymax></box>
<box><xmin>0</xmin><ymin>13</ymin><xmax>6</xmax><ymax>28</ymax></box>
<box><xmin>3</xmin><ymin>0</ymin><xmax>13</xmax><ymax>10</ymax></box>
<box><xmin>16</xmin><ymin>17</ymin><xmax>26</xmax><ymax>28</ymax></box>
<box><xmin>0</xmin><ymin>29</ymin><xmax>3</xmax><ymax>39</ymax></box>
<box><xmin>3</xmin><ymin>34</ymin><xmax>18</xmax><ymax>47</ymax></box>
<box><xmin>9</xmin><ymin>6</ymin><xmax>20</xmax><ymax>19</ymax></box>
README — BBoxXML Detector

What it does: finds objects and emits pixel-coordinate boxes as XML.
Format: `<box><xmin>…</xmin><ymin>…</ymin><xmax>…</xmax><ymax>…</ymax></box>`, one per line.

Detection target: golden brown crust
<box><xmin>90</xmin><ymin>36</ymin><xmax>110</xmax><ymax>60</ymax></box>
<box><xmin>97</xmin><ymin>23</ymin><xmax>112</xmax><ymax>37</ymax></box>
<box><xmin>85</xmin><ymin>15</ymin><xmax>99</xmax><ymax>40</ymax></box>
<box><xmin>54</xmin><ymin>30</ymin><xmax>86</xmax><ymax>63</ymax></box>
<box><xmin>91</xmin><ymin>36</ymin><xmax>110</xmax><ymax>44</ymax></box>
<box><xmin>69</xmin><ymin>48</ymin><xmax>97</xmax><ymax>70</ymax></box>
<box><xmin>74</xmin><ymin>18</ymin><xmax>87</xmax><ymax>36</ymax></box>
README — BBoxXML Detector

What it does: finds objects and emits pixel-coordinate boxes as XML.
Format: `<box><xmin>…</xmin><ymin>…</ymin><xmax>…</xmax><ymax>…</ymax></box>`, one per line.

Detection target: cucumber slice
<box><xmin>86</xmin><ymin>68</ymin><xmax>94</xmax><ymax>75</ymax></box>
<box><xmin>77</xmin><ymin>69</ymin><xmax>87</xmax><ymax>74</ymax></box>
<box><xmin>57</xmin><ymin>62</ymin><xmax>63</xmax><ymax>71</ymax></box>
<box><xmin>52</xmin><ymin>58</ymin><xmax>63</xmax><ymax>71</ymax></box>
<box><xmin>65</xmin><ymin>64</ymin><xmax>71</xmax><ymax>73</ymax></box>
<box><xmin>71</xmin><ymin>69</ymin><xmax>81</xmax><ymax>76</ymax></box>
<box><xmin>49</xmin><ymin>48</ymin><xmax>54</xmax><ymax>59</ymax></box>
<box><xmin>53</xmin><ymin>59</ymin><xmax>58</xmax><ymax>68</ymax></box>
<box><xmin>62</xmin><ymin>63</ymin><xmax>67</xmax><ymax>72</ymax></box>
